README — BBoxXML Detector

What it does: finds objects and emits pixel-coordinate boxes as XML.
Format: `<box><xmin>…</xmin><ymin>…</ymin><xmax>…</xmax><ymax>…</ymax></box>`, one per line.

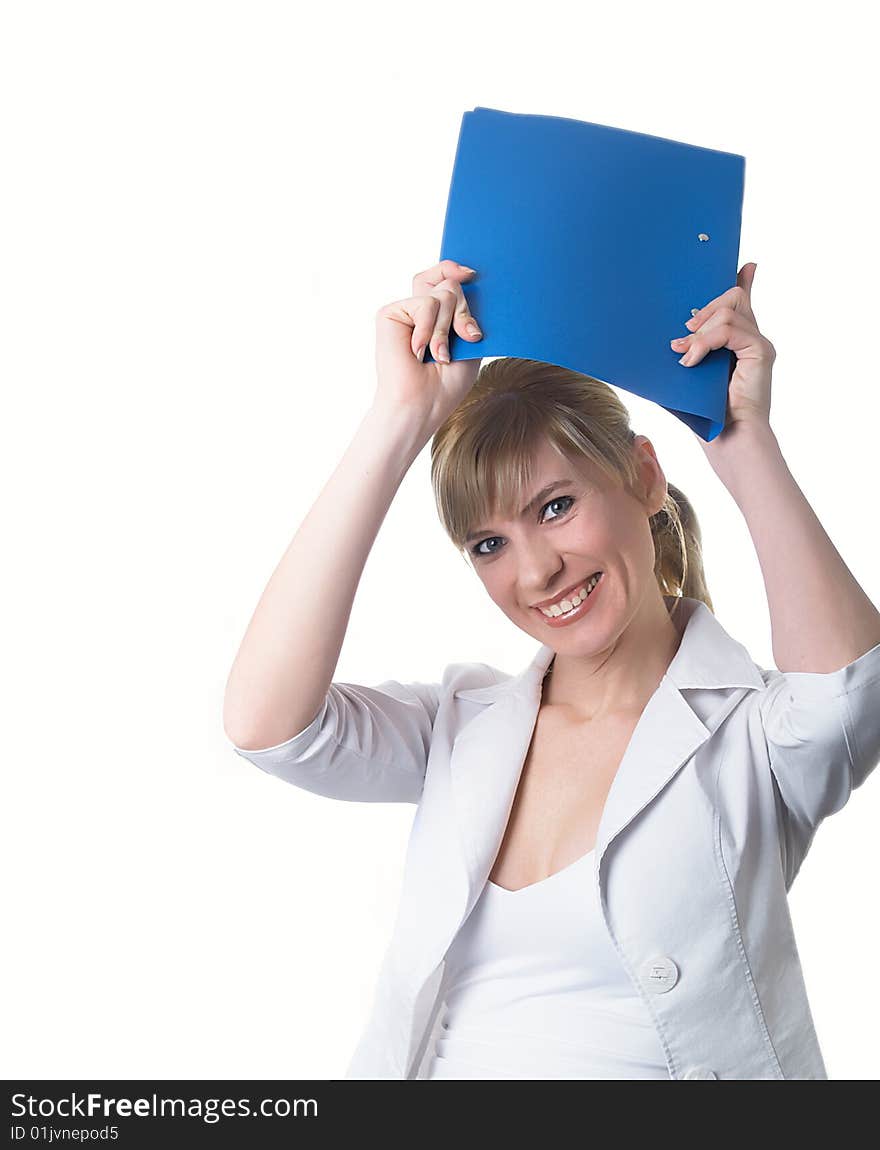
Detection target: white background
<box><xmin>3</xmin><ymin>0</ymin><xmax>878</xmax><ymax>1081</ymax></box>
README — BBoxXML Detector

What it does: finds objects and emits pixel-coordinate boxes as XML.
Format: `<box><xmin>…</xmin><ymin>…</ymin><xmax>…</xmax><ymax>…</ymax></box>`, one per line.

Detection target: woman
<box><xmin>223</xmin><ymin>259</ymin><xmax>880</xmax><ymax>1080</ymax></box>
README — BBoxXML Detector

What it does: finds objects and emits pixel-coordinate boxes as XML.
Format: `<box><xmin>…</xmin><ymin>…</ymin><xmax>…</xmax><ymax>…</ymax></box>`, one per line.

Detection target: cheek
<box><xmin>577</xmin><ymin>506</ymin><xmax>651</xmax><ymax>567</ymax></box>
<box><xmin>480</xmin><ymin>571</ymin><xmax>518</xmax><ymax>611</ymax></box>
<box><xmin>569</xmin><ymin>512</ymin><xmax>616</xmax><ymax>550</ymax></box>
<box><xmin>477</xmin><ymin>570</ymin><xmax>503</xmax><ymax>602</ymax></box>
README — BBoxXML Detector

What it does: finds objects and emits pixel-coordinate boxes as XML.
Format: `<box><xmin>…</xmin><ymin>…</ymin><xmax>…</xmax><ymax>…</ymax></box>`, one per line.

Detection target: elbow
<box><xmin>223</xmin><ymin>722</ymin><xmax>251</xmax><ymax>750</ymax></box>
<box><xmin>224</xmin><ymin>720</ymin><xmax>274</xmax><ymax>753</ymax></box>
<box><xmin>223</xmin><ymin>700</ymin><xmax>257</xmax><ymax>750</ymax></box>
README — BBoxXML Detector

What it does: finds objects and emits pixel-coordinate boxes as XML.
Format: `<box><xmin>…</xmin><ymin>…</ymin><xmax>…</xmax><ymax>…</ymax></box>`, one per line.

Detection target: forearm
<box><xmin>223</xmin><ymin>404</ymin><xmax>430</xmax><ymax>749</ymax></box>
<box><xmin>706</xmin><ymin>421</ymin><xmax>880</xmax><ymax>673</ymax></box>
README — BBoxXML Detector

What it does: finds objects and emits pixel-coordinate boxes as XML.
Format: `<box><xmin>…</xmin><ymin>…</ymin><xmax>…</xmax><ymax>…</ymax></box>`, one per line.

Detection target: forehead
<box><xmin>524</xmin><ymin>439</ymin><xmax>610</xmax><ymax>491</ymax></box>
<box><xmin>465</xmin><ymin>444</ymin><xmax>608</xmax><ymax>542</ymax></box>
<box><xmin>530</xmin><ymin>438</ymin><xmax>582</xmax><ymax>477</ymax></box>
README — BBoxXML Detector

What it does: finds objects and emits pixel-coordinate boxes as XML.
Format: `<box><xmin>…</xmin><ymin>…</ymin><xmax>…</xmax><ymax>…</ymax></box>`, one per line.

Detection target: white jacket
<box><xmin>230</xmin><ymin>596</ymin><xmax>880</xmax><ymax>1080</ymax></box>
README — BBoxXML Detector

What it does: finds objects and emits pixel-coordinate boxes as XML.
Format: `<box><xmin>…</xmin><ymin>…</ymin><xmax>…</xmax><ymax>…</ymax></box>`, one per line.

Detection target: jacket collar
<box><xmin>454</xmin><ymin>595</ymin><xmax>766</xmax><ymax>703</ymax></box>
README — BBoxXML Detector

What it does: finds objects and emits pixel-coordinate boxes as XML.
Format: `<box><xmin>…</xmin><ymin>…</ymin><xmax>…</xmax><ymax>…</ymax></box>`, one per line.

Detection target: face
<box><xmin>464</xmin><ymin>437</ymin><xmax>668</xmax><ymax>653</ymax></box>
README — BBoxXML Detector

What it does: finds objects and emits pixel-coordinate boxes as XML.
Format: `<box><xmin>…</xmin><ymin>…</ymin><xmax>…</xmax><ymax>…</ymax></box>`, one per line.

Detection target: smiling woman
<box><xmin>226</xmin><ymin>259</ymin><xmax>880</xmax><ymax>1081</ymax></box>
<box><xmin>430</xmin><ymin>356</ymin><xmax>711</xmax><ymax>621</ymax></box>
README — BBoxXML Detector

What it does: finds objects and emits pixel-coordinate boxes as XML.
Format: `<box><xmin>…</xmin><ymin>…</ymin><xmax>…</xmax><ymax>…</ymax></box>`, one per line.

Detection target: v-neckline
<box><xmin>486</xmin><ymin>846</ymin><xmax>596</xmax><ymax>895</ymax></box>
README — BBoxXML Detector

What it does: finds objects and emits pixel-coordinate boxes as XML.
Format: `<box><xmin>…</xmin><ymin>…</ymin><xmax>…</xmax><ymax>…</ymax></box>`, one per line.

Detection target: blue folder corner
<box><xmin>424</xmin><ymin>107</ymin><xmax>745</xmax><ymax>442</ymax></box>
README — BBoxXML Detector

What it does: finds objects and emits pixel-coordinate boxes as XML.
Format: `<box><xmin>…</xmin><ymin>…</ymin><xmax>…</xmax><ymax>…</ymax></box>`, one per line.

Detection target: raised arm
<box><xmin>673</xmin><ymin>262</ymin><xmax>880</xmax><ymax>671</ymax></box>
<box><xmin>700</xmin><ymin>420</ymin><xmax>880</xmax><ymax>672</ymax></box>
<box><xmin>223</xmin><ymin>259</ymin><xmax>484</xmax><ymax>752</ymax></box>
<box><xmin>223</xmin><ymin>405</ymin><xmax>424</xmax><ymax>749</ymax></box>
<box><xmin>675</xmin><ymin>264</ymin><xmax>880</xmax><ymax>850</ymax></box>
<box><xmin>667</xmin><ymin>262</ymin><xmax>874</xmax><ymax>671</ymax></box>
<box><xmin>710</xmin><ymin>419</ymin><xmax>880</xmax><ymax>853</ymax></box>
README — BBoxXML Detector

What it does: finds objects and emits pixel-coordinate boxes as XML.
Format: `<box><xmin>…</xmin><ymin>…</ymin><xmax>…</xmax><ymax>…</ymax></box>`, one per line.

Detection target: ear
<box><xmin>632</xmin><ymin>435</ymin><xmax>667</xmax><ymax>517</ymax></box>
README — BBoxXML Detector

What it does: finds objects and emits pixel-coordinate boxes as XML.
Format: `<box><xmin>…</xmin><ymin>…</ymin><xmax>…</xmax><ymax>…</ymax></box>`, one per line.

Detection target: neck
<box><xmin>541</xmin><ymin>591</ymin><xmax>683</xmax><ymax>722</ymax></box>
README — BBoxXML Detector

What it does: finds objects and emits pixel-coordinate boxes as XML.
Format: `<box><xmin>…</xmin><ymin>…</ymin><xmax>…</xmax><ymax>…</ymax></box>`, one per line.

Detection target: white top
<box><xmin>424</xmin><ymin>847</ymin><xmax>671</xmax><ymax>1079</ymax></box>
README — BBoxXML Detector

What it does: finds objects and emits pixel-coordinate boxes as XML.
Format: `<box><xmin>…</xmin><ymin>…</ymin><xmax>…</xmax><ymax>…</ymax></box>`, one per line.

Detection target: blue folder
<box><xmin>424</xmin><ymin>107</ymin><xmax>746</xmax><ymax>441</ymax></box>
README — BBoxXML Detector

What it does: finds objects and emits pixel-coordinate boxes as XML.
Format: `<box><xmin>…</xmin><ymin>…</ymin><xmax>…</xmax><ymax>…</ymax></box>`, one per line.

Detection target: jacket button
<box><xmin>639</xmin><ymin>955</ymin><xmax>679</xmax><ymax>993</ymax></box>
<box><xmin>681</xmin><ymin>1067</ymin><xmax>718</xmax><ymax>1079</ymax></box>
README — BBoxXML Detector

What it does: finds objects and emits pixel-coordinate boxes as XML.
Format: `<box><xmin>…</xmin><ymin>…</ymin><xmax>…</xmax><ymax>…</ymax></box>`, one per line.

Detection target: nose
<box><xmin>515</xmin><ymin>538</ymin><xmax>566</xmax><ymax>601</ymax></box>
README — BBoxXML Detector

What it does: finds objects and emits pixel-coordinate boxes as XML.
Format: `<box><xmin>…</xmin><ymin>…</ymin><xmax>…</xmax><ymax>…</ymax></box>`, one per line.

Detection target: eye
<box><xmin>541</xmin><ymin>495</ymin><xmax>574</xmax><ymax>522</ymax></box>
<box><xmin>469</xmin><ymin>495</ymin><xmax>575</xmax><ymax>558</ymax></box>
<box><xmin>470</xmin><ymin>535</ymin><xmax>503</xmax><ymax>559</ymax></box>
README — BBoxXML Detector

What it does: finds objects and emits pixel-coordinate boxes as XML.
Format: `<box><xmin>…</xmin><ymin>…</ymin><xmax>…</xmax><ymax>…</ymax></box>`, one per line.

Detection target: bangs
<box><xmin>432</xmin><ymin>403</ymin><xmax>548</xmax><ymax>552</ymax></box>
<box><xmin>430</xmin><ymin>359</ymin><xmax>637</xmax><ymax>554</ymax></box>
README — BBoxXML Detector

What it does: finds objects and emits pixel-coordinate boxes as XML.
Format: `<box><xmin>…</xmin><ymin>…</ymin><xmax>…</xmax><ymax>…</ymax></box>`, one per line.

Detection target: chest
<box><xmin>487</xmin><ymin>705</ymin><xmax>641</xmax><ymax>891</ymax></box>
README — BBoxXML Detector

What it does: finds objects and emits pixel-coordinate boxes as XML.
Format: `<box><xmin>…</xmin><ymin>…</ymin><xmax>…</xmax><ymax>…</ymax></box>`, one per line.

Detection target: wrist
<box><xmin>362</xmin><ymin>402</ymin><xmax>433</xmax><ymax>467</ymax></box>
<box><xmin>701</xmin><ymin>419</ymin><xmax>784</xmax><ymax>503</ymax></box>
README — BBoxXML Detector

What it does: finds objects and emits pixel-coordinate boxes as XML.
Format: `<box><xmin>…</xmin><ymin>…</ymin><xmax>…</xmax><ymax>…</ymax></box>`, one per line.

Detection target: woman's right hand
<box><xmin>373</xmin><ymin>259</ymin><xmax>484</xmax><ymax>435</ymax></box>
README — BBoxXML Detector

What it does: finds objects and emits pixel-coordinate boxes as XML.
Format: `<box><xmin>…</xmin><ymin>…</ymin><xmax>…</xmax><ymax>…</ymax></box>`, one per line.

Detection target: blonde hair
<box><xmin>430</xmin><ymin>358</ymin><xmax>713</xmax><ymax>618</ymax></box>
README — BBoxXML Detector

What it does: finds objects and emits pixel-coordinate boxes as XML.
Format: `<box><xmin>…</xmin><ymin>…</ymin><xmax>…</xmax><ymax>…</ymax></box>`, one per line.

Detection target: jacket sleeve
<box><xmin>228</xmin><ymin>678</ymin><xmax>442</xmax><ymax>804</ymax></box>
<box><xmin>758</xmin><ymin>638</ymin><xmax>880</xmax><ymax>850</ymax></box>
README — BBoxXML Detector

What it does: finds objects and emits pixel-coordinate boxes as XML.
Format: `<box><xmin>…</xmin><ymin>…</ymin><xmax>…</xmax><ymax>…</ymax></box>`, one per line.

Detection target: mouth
<box><xmin>531</xmin><ymin>572</ymin><xmax>604</xmax><ymax>626</ymax></box>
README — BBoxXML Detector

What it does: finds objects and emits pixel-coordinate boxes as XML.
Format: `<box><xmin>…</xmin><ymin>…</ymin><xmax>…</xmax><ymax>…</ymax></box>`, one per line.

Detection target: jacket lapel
<box><xmin>449</xmin><ymin>656</ymin><xmax>551</xmax><ymax>906</ymax></box>
<box><xmin>447</xmin><ymin>597</ymin><xmax>767</xmax><ymax>900</ymax></box>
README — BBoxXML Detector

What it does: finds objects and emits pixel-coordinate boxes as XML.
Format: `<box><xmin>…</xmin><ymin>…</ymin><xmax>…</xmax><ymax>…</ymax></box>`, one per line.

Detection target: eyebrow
<box><xmin>465</xmin><ymin>480</ymin><xmax>572</xmax><ymax>543</ymax></box>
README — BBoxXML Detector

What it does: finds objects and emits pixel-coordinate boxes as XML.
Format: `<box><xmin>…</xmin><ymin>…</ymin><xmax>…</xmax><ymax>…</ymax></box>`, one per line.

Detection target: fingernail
<box><xmin>670</xmin><ymin>337</ymin><xmax>687</xmax><ymax>348</ymax></box>
<box><xmin>459</xmin><ymin>265</ymin><xmax>477</xmax><ymax>274</ymax></box>
<box><xmin>416</xmin><ymin>345</ymin><xmax>426</xmax><ymax>362</ymax></box>
<box><xmin>437</xmin><ymin>343</ymin><xmax>450</xmax><ymax>363</ymax></box>
<box><xmin>467</xmin><ymin>323</ymin><xmax>482</xmax><ymax>337</ymax></box>
<box><xmin>679</xmin><ymin>351</ymin><xmax>694</xmax><ymax>366</ymax></box>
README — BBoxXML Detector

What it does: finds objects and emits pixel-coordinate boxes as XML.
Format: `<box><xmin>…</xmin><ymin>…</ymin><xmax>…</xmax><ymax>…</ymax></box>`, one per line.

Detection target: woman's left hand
<box><xmin>670</xmin><ymin>262</ymin><xmax>775</xmax><ymax>454</ymax></box>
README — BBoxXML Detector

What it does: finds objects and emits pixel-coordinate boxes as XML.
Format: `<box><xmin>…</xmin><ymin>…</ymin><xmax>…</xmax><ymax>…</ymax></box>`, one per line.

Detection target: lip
<box><xmin>531</xmin><ymin>573</ymin><xmax>602</xmax><ymax>610</ymax></box>
<box><xmin>531</xmin><ymin>572</ymin><xmax>604</xmax><ymax>627</ymax></box>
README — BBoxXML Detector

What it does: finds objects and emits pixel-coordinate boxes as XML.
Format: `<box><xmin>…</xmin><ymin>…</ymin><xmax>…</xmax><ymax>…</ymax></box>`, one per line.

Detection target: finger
<box><xmin>395</xmin><ymin>285</ymin><xmax>480</xmax><ymax>366</ymax></box>
<box><xmin>426</xmin><ymin>283</ymin><xmax>465</xmax><ymax>363</ymax></box>
<box><xmin>685</xmin><ymin>281</ymin><xmax>755</xmax><ymax>331</ymax></box>
<box><xmin>670</xmin><ymin>311</ymin><xmax>758</xmax><ymax>366</ymax></box>
<box><xmin>685</xmin><ymin>264</ymin><xmax>757</xmax><ymax>328</ymax></box>
<box><xmin>423</xmin><ymin>276</ymin><xmax>483</xmax><ymax>353</ymax></box>
<box><xmin>440</xmin><ymin>276</ymin><xmax>482</xmax><ymax>343</ymax></box>
<box><xmin>684</xmin><ymin>306</ymin><xmax>753</xmax><ymax>341</ymax></box>
<box><xmin>412</xmin><ymin>259</ymin><xmax>477</xmax><ymax>297</ymax></box>
<box><xmin>673</xmin><ymin>325</ymin><xmax>729</xmax><ymax>366</ymax></box>
<box><xmin>736</xmin><ymin>261</ymin><xmax>757</xmax><ymax>300</ymax></box>
<box><xmin>406</xmin><ymin>296</ymin><xmax>441</xmax><ymax>362</ymax></box>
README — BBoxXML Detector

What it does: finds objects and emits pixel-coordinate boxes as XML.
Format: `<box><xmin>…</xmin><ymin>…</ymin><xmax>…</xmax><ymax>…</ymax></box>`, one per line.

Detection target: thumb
<box><xmin>737</xmin><ymin>261</ymin><xmax>758</xmax><ymax>300</ymax></box>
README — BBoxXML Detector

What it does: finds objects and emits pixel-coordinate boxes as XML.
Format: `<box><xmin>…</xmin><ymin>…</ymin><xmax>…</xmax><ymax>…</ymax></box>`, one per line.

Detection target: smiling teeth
<box><xmin>539</xmin><ymin>573</ymin><xmax>601</xmax><ymax>617</ymax></box>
